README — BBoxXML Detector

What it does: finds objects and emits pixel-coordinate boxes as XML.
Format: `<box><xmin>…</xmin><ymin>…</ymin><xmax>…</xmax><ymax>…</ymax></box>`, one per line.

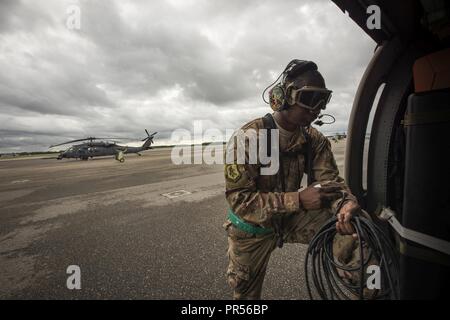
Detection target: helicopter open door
<box><xmin>331</xmin><ymin>0</ymin><xmax>450</xmax><ymax>299</ymax></box>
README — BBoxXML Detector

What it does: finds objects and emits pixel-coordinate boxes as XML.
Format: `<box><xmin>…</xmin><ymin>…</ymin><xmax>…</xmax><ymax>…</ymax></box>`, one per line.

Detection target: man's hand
<box><xmin>336</xmin><ymin>200</ymin><xmax>360</xmax><ymax>238</ymax></box>
<box><xmin>299</xmin><ymin>185</ymin><xmax>341</xmax><ymax>210</ymax></box>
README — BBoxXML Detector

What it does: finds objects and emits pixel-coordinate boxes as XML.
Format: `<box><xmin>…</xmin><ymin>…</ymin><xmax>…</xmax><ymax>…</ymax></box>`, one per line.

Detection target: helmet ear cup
<box><xmin>269</xmin><ymin>84</ymin><xmax>286</xmax><ymax>111</ymax></box>
<box><xmin>263</xmin><ymin>59</ymin><xmax>318</xmax><ymax>110</ymax></box>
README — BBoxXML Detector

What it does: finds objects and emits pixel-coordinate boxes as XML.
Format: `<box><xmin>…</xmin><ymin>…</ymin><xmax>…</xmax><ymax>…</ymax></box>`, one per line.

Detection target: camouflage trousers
<box><xmin>224</xmin><ymin>208</ymin><xmax>375</xmax><ymax>300</ymax></box>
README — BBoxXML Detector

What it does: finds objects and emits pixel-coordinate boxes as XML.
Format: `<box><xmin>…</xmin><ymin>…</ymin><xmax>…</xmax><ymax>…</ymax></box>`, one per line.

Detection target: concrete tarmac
<box><xmin>0</xmin><ymin>141</ymin><xmax>347</xmax><ymax>299</ymax></box>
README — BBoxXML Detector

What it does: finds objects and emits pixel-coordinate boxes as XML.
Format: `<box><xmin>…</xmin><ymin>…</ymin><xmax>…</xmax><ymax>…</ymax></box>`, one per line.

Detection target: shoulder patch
<box><xmin>225</xmin><ymin>164</ymin><xmax>242</xmax><ymax>182</ymax></box>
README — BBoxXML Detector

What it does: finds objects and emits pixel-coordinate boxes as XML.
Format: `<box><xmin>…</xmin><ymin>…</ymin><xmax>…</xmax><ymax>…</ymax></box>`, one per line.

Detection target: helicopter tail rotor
<box><xmin>141</xmin><ymin>129</ymin><xmax>157</xmax><ymax>149</ymax></box>
<box><xmin>142</xmin><ymin>129</ymin><xmax>157</xmax><ymax>143</ymax></box>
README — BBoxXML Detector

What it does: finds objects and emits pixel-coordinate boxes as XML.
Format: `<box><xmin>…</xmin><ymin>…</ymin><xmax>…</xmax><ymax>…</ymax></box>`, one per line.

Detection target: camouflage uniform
<box><xmin>224</xmin><ymin>114</ymin><xmax>364</xmax><ymax>300</ymax></box>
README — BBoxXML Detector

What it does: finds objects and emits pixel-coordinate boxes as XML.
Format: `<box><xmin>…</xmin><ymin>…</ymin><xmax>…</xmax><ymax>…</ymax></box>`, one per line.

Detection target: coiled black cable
<box><xmin>304</xmin><ymin>215</ymin><xmax>399</xmax><ymax>300</ymax></box>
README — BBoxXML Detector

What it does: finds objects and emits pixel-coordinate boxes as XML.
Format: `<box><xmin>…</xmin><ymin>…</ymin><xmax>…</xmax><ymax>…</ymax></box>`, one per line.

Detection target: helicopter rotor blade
<box><xmin>50</xmin><ymin>137</ymin><xmax>97</xmax><ymax>148</ymax></box>
<box><xmin>50</xmin><ymin>137</ymin><xmax>133</xmax><ymax>148</ymax></box>
<box><xmin>94</xmin><ymin>137</ymin><xmax>135</xmax><ymax>141</ymax></box>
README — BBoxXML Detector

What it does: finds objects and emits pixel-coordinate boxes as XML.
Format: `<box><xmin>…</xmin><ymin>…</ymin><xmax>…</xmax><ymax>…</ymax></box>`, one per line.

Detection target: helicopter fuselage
<box><xmin>57</xmin><ymin>141</ymin><xmax>150</xmax><ymax>161</ymax></box>
<box><xmin>53</xmin><ymin>130</ymin><xmax>157</xmax><ymax>162</ymax></box>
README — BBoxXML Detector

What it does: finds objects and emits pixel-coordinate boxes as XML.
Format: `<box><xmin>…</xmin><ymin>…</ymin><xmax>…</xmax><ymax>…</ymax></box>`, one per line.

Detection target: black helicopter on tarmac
<box><xmin>50</xmin><ymin>129</ymin><xmax>157</xmax><ymax>162</ymax></box>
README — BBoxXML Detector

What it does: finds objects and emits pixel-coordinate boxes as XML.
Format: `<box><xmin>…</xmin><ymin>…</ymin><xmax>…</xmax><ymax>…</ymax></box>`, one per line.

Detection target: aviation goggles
<box><xmin>287</xmin><ymin>85</ymin><xmax>332</xmax><ymax>111</ymax></box>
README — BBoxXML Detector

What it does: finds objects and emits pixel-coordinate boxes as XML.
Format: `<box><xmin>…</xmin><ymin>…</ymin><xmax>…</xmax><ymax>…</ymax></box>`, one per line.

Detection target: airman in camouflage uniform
<box><xmin>223</xmin><ymin>61</ymin><xmax>369</xmax><ymax>299</ymax></box>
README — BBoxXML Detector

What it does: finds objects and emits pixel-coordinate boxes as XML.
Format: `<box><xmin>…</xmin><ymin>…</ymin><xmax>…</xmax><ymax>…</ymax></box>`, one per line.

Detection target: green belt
<box><xmin>227</xmin><ymin>208</ymin><xmax>273</xmax><ymax>235</ymax></box>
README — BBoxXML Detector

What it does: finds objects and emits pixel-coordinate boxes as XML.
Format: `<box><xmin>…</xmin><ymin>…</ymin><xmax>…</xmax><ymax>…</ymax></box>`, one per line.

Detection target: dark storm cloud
<box><xmin>0</xmin><ymin>0</ymin><xmax>17</xmax><ymax>32</ymax></box>
<box><xmin>75</xmin><ymin>0</ymin><xmax>255</xmax><ymax>105</ymax></box>
<box><xmin>0</xmin><ymin>0</ymin><xmax>52</xmax><ymax>33</ymax></box>
<box><xmin>0</xmin><ymin>0</ymin><xmax>374</xmax><ymax>152</ymax></box>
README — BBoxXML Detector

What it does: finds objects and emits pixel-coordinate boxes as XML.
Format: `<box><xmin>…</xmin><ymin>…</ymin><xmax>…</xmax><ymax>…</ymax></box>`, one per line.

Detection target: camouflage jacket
<box><xmin>224</xmin><ymin>114</ymin><xmax>357</xmax><ymax>229</ymax></box>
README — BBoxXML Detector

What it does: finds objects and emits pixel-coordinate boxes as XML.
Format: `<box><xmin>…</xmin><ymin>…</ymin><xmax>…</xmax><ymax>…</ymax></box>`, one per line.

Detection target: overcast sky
<box><xmin>0</xmin><ymin>0</ymin><xmax>375</xmax><ymax>152</ymax></box>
